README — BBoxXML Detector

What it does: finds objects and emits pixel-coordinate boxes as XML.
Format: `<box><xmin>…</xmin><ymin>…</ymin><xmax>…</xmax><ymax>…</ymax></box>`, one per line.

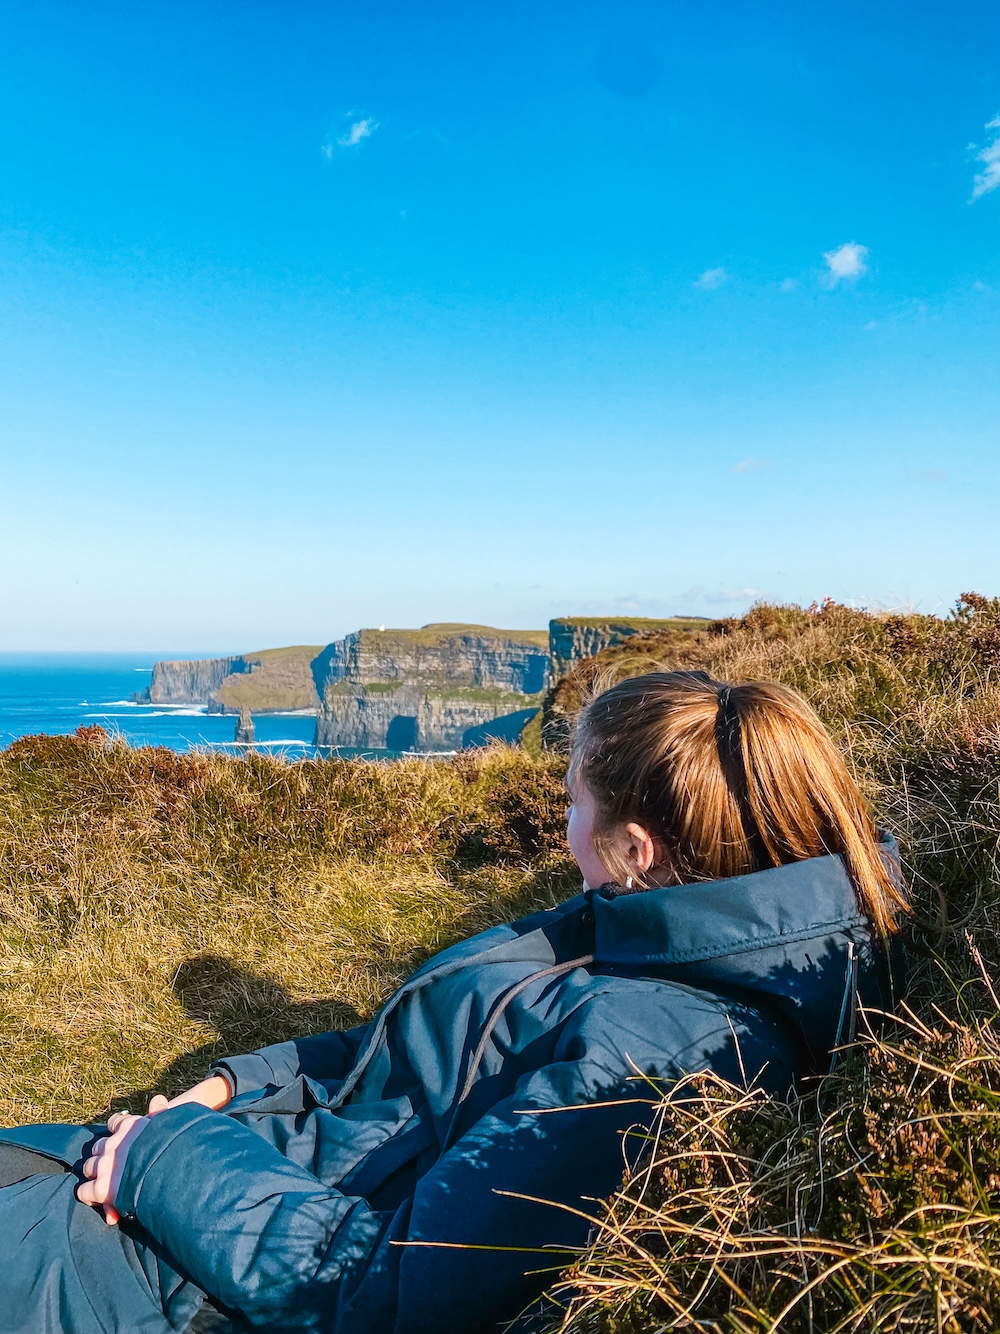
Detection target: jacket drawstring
<box><xmin>828</xmin><ymin>941</ymin><xmax>858</xmax><ymax>1075</ymax></box>
<box><xmin>441</xmin><ymin>954</ymin><xmax>595</xmax><ymax>1150</ymax></box>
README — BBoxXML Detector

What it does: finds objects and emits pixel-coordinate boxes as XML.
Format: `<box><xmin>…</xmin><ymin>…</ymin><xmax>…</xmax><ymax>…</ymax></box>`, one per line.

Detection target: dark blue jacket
<box><xmin>0</xmin><ymin>845</ymin><xmax>900</xmax><ymax>1334</ymax></box>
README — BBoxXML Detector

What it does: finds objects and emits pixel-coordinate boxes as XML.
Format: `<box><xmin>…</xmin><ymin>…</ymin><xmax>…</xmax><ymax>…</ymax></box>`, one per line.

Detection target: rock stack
<box><xmin>234</xmin><ymin>707</ymin><xmax>255</xmax><ymax>745</ymax></box>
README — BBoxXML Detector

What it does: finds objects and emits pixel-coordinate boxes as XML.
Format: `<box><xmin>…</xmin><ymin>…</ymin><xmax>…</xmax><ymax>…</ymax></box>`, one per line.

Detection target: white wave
<box><xmin>212</xmin><ymin>739</ymin><xmax>313</xmax><ymax>749</ymax></box>
<box><xmin>85</xmin><ymin>709</ymin><xmax>211</xmax><ymax>719</ymax></box>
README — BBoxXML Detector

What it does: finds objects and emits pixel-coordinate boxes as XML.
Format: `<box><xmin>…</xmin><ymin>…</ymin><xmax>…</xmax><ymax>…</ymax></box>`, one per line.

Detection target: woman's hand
<box><xmin>77</xmin><ymin>1113</ymin><xmax>149</xmax><ymax>1225</ymax></box>
<box><xmin>77</xmin><ymin>1078</ymin><xmax>230</xmax><ymax>1225</ymax></box>
<box><xmin>147</xmin><ymin>1075</ymin><xmax>231</xmax><ymax>1116</ymax></box>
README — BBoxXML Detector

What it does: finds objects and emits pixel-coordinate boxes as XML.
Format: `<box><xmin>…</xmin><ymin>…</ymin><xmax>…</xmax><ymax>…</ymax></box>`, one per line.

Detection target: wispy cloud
<box><xmin>730</xmin><ymin>458</ymin><xmax>772</xmax><ymax>474</ymax></box>
<box><xmin>703</xmin><ymin>586</ymin><xmax>762</xmax><ymax>604</ymax></box>
<box><xmin>693</xmin><ymin>266</ymin><xmax>727</xmax><ymax>291</ymax></box>
<box><xmin>822</xmin><ymin>242</ymin><xmax>868</xmax><ymax>286</ymax></box>
<box><xmin>971</xmin><ymin>115</ymin><xmax>1000</xmax><ymax>200</ymax></box>
<box><xmin>322</xmin><ymin>115</ymin><xmax>379</xmax><ymax>158</ymax></box>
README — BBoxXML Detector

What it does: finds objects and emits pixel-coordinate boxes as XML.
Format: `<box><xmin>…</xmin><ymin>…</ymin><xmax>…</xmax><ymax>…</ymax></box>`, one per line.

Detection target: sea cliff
<box><xmin>548</xmin><ymin>616</ymin><xmax>711</xmax><ymax>678</ymax></box>
<box><xmin>313</xmin><ymin>625</ymin><xmax>549</xmax><ymax>751</ymax></box>
<box><xmin>134</xmin><ymin>647</ymin><xmax>323</xmax><ymax>713</ymax></box>
<box><xmin>134</xmin><ymin>616</ymin><xmax>712</xmax><ymax>752</ymax></box>
<box><xmin>135</xmin><ymin>657</ymin><xmax>244</xmax><ymax>705</ymax></box>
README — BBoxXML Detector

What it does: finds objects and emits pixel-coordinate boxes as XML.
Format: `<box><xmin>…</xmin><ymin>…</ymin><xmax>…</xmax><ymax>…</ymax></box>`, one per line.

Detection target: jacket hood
<box><xmin>588</xmin><ymin>834</ymin><xmax>901</xmax><ymax>1073</ymax></box>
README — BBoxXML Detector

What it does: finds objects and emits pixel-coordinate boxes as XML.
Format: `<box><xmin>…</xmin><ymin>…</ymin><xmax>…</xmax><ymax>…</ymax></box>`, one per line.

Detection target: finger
<box><xmin>76</xmin><ymin>1178</ymin><xmax>100</xmax><ymax>1207</ymax></box>
<box><xmin>103</xmin><ymin>1204</ymin><xmax>120</xmax><ymax>1226</ymax></box>
<box><xmin>82</xmin><ymin>1154</ymin><xmax>98</xmax><ymax>1179</ymax></box>
<box><xmin>107</xmin><ymin>1115</ymin><xmax>138</xmax><ymax>1143</ymax></box>
<box><xmin>147</xmin><ymin>1094</ymin><xmax>169</xmax><ymax>1115</ymax></box>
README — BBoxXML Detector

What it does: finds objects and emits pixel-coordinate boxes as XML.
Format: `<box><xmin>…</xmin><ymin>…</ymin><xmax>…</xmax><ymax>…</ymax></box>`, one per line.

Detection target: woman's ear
<box><xmin>623</xmin><ymin>822</ymin><xmax>656</xmax><ymax>875</ymax></box>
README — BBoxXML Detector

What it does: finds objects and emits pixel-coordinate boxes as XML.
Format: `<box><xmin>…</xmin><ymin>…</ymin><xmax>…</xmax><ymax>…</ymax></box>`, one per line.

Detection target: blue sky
<box><xmin>0</xmin><ymin>0</ymin><xmax>997</xmax><ymax>649</ymax></box>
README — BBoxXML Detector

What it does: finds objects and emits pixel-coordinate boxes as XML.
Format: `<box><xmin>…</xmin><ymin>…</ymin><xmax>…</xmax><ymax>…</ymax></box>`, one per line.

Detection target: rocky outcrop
<box><xmin>234</xmin><ymin>707</ymin><xmax>255</xmax><ymax>744</ymax></box>
<box><xmin>542</xmin><ymin>618</ymin><xmax>716</xmax><ymax>752</ymax></box>
<box><xmin>134</xmin><ymin>657</ymin><xmax>245</xmax><ymax>705</ymax></box>
<box><xmin>548</xmin><ymin>617</ymin><xmax>710</xmax><ymax>678</ymax></box>
<box><xmin>313</xmin><ymin>625</ymin><xmax>549</xmax><ymax>751</ymax></box>
<box><xmin>134</xmin><ymin>648</ymin><xmax>323</xmax><ymax>714</ymax></box>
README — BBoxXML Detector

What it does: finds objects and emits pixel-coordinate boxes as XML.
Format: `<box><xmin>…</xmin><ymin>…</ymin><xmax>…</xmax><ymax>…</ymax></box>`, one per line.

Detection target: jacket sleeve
<box><xmin>211</xmin><ymin>1023</ymin><xmax>370</xmax><ymax>1097</ymax></box>
<box><xmin>112</xmin><ymin>1059</ymin><xmax>656</xmax><ymax>1334</ymax></box>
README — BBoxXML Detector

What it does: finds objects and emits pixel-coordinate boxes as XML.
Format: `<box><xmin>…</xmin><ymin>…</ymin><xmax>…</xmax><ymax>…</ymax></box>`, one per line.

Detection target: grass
<box><xmin>0</xmin><ymin>738</ymin><xmax>574</xmax><ymax>1126</ymax></box>
<box><xmin>241</xmin><ymin>646</ymin><xmax>326</xmax><ymax>662</ymax></box>
<box><xmin>6</xmin><ymin>595</ymin><xmax>1000</xmax><ymax>1329</ymax></box>
<box><xmin>355</xmin><ymin>623</ymin><xmax>550</xmax><ymax>649</ymax></box>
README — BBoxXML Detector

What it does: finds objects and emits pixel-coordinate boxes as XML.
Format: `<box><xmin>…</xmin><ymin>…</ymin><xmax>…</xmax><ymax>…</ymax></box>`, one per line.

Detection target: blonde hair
<box><xmin>570</xmin><ymin>671</ymin><xmax>908</xmax><ymax>937</ymax></box>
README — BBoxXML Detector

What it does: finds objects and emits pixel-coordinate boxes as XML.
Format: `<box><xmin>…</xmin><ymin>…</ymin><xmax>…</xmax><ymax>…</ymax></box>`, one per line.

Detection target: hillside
<box><xmin>5</xmin><ymin>596</ymin><xmax>1000</xmax><ymax>1327</ymax></box>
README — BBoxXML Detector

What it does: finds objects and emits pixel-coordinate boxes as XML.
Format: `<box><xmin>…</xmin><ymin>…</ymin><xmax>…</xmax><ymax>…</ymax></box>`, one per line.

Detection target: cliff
<box><xmin>542</xmin><ymin>619</ymin><xmax>718</xmax><ymax>751</ymax></box>
<box><xmin>135</xmin><ymin>657</ymin><xmax>243</xmax><ymax>705</ymax></box>
<box><xmin>314</xmin><ymin>625</ymin><xmax>550</xmax><ymax>751</ymax></box>
<box><xmin>135</xmin><ymin>647</ymin><xmax>324</xmax><ymax>713</ymax></box>
<box><xmin>548</xmin><ymin>616</ymin><xmax>711</xmax><ymax>678</ymax></box>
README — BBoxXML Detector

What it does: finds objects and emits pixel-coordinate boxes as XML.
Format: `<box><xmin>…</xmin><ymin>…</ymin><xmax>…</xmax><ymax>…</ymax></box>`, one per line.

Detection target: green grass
<box><xmin>356</xmin><ymin>623</ymin><xmax>550</xmax><ymax>650</ymax></box>
<box><xmin>241</xmin><ymin>646</ymin><xmax>325</xmax><ymax>663</ymax></box>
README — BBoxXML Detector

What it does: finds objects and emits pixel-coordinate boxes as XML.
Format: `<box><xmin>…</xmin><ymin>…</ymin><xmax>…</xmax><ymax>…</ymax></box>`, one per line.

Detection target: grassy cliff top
<box><xmin>355</xmin><ymin>624</ymin><xmax>549</xmax><ymax>650</ymax></box>
<box><xmin>242</xmin><ymin>645</ymin><xmax>325</xmax><ymax>663</ymax></box>
<box><xmin>550</xmin><ymin>615</ymin><xmax>710</xmax><ymax>633</ymax></box>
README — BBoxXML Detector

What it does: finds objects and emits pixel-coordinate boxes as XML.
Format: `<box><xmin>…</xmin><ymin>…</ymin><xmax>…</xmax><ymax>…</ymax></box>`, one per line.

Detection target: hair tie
<box><xmin>714</xmin><ymin>684</ymin><xmax>774</xmax><ymax>869</ymax></box>
<box><xmin>716</xmin><ymin>684</ymin><xmax>741</xmax><ymax>759</ymax></box>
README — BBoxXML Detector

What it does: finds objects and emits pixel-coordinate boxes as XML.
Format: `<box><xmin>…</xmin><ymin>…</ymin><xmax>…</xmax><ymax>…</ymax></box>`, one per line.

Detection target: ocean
<box><xmin>0</xmin><ymin>653</ymin><xmax>325</xmax><ymax>757</ymax></box>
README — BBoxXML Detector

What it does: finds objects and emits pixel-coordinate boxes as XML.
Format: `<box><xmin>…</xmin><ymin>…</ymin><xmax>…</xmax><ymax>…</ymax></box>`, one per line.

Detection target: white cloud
<box><xmin>693</xmin><ymin>266</ymin><xmax>727</xmax><ymax>290</ymax></box>
<box><xmin>322</xmin><ymin>115</ymin><xmax>379</xmax><ymax>158</ymax></box>
<box><xmin>822</xmin><ymin>242</ymin><xmax>868</xmax><ymax>285</ymax></box>
<box><xmin>703</xmin><ymin>586</ymin><xmax>763</xmax><ymax>604</ymax></box>
<box><xmin>730</xmin><ymin>458</ymin><xmax>772</xmax><ymax>474</ymax></box>
<box><xmin>971</xmin><ymin>115</ymin><xmax>1000</xmax><ymax>200</ymax></box>
<box><xmin>339</xmin><ymin>117</ymin><xmax>378</xmax><ymax>148</ymax></box>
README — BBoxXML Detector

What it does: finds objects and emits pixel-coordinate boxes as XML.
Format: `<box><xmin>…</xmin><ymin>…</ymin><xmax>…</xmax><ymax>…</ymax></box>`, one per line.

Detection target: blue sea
<box><xmin>0</xmin><ymin>653</ymin><xmax>330</xmax><ymax>758</ymax></box>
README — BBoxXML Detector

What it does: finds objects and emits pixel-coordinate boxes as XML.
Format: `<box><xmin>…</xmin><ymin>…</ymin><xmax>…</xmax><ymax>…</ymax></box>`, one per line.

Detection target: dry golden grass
<box><xmin>0</xmin><ymin>735</ymin><xmax>576</xmax><ymax>1125</ymax></box>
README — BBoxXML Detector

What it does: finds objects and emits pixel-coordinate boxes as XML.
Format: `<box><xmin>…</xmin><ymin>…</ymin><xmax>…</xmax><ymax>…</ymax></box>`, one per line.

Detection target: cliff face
<box><xmin>313</xmin><ymin>625</ymin><xmax>549</xmax><ymax>751</ymax></box>
<box><xmin>542</xmin><ymin>619</ymin><xmax>716</xmax><ymax>751</ymax></box>
<box><xmin>313</xmin><ymin>625</ymin><xmax>549</xmax><ymax>696</ymax></box>
<box><xmin>136</xmin><ymin>657</ymin><xmax>245</xmax><ymax>705</ymax></box>
<box><xmin>135</xmin><ymin>647</ymin><xmax>323</xmax><ymax>713</ymax></box>
<box><xmin>548</xmin><ymin>616</ymin><xmax>711</xmax><ymax>678</ymax></box>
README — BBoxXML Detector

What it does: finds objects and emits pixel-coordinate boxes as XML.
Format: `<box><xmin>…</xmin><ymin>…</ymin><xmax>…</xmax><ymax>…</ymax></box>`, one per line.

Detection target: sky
<box><xmin>0</xmin><ymin>0</ymin><xmax>997</xmax><ymax>650</ymax></box>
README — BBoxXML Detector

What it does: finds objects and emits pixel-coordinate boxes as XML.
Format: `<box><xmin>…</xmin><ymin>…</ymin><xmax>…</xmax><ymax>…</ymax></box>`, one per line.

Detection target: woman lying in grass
<box><xmin>0</xmin><ymin>672</ymin><xmax>908</xmax><ymax>1334</ymax></box>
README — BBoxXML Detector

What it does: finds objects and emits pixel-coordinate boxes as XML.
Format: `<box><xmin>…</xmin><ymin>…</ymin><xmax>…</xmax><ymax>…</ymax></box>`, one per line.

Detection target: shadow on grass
<box><xmin>107</xmin><ymin>954</ymin><xmax>363</xmax><ymax>1117</ymax></box>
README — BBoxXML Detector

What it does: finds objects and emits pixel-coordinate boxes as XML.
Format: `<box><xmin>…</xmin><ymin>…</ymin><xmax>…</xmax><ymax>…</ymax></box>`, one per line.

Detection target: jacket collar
<box><xmin>589</xmin><ymin>845</ymin><xmax>880</xmax><ymax>968</ymax></box>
